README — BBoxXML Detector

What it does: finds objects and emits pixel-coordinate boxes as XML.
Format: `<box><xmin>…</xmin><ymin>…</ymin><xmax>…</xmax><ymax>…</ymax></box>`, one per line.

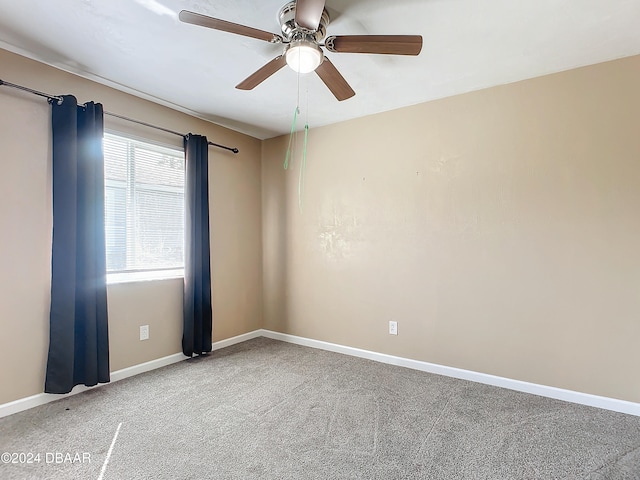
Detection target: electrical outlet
<box><xmin>389</xmin><ymin>321</ymin><xmax>398</xmax><ymax>335</ymax></box>
<box><xmin>139</xmin><ymin>325</ymin><xmax>149</xmax><ymax>341</ymax></box>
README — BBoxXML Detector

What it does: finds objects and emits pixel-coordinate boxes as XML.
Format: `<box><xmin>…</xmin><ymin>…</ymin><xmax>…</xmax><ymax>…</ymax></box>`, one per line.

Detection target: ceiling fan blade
<box><xmin>315</xmin><ymin>58</ymin><xmax>355</xmax><ymax>101</ymax></box>
<box><xmin>294</xmin><ymin>0</ymin><xmax>326</xmax><ymax>31</ymax></box>
<box><xmin>179</xmin><ymin>10</ymin><xmax>282</xmax><ymax>43</ymax></box>
<box><xmin>236</xmin><ymin>56</ymin><xmax>287</xmax><ymax>90</ymax></box>
<box><xmin>325</xmin><ymin>35</ymin><xmax>423</xmax><ymax>55</ymax></box>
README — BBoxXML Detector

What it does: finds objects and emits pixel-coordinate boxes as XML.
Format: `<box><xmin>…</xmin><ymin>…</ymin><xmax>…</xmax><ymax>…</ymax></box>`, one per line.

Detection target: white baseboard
<box><xmin>4</xmin><ymin>329</ymin><xmax>638</xmax><ymax>418</ymax></box>
<box><xmin>0</xmin><ymin>330</ymin><xmax>263</xmax><ymax>419</ymax></box>
<box><xmin>210</xmin><ymin>329</ymin><xmax>263</xmax><ymax>352</ymax></box>
<box><xmin>259</xmin><ymin>329</ymin><xmax>640</xmax><ymax>417</ymax></box>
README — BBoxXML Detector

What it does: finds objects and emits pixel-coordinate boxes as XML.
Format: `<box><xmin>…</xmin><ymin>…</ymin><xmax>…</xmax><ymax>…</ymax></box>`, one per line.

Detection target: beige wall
<box><xmin>0</xmin><ymin>49</ymin><xmax>263</xmax><ymax>404</ymax></box>
<box><xmin>262</xmin><ymin>55</ymin><xmax>640</xmax><ymax>403</ymax></box>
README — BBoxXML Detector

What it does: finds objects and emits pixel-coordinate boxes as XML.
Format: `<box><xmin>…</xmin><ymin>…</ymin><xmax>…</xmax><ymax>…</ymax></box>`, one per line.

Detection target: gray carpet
<box><xmin>1</xmin><ymin>337</ymin><xmax>639</xmax><ymax>479</ymax></box>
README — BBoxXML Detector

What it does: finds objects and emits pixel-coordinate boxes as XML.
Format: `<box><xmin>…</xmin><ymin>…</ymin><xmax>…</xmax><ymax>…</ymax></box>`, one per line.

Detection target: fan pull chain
<box><xmin>284</xmin><ymin>106</ymin><xmax>299</xmax><ymax>170</ymax></box>
<box><xmin>297</xmin><ymin>65</ymin><xmax>301</xmax><ymax>108</ymax></box>
<box><xmin>298</xmin><ymin>122</ymin><xmax>309</xmax><ymax>211</ymax></box>
<box><xmin>297</xmin><ymin>81</ymin><xmax>310</xmax><ymax>211</ymax></box>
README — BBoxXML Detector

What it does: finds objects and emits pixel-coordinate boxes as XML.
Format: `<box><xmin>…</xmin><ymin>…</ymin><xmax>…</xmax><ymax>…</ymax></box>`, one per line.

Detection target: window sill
<box><xmin>107</xmin><ymin>269</ymin><xmax>184</xmax><ymax>285</ymax></box>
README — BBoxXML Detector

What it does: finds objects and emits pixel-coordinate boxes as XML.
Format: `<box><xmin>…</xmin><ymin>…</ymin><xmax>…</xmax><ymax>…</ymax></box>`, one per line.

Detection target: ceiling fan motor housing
<box><xmin>278</xmin><ymin>1</ymin><xmax>330</xmax><ymax>42</ymax></box>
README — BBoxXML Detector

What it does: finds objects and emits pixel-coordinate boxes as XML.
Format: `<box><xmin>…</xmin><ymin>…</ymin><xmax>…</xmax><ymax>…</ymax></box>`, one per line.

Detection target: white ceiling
<box><xmin>1</xmin><ymin>0</ymin><xmax>639</xmax><ymax>139</ymax></box>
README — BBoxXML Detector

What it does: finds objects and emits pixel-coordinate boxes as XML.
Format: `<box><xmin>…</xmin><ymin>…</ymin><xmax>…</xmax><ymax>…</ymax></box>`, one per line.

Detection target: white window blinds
<box><xmin>103</xmin><ymin>133</ymin><xmax>185</xmax><ymax>278</ymax></box>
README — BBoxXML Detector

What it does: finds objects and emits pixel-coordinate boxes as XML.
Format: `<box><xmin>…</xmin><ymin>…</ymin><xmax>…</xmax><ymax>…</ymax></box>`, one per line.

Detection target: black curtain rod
<box><xmin>0</xmin><ymin>78</ymin><xmax>239</xmax><ymax>154</ymax></box>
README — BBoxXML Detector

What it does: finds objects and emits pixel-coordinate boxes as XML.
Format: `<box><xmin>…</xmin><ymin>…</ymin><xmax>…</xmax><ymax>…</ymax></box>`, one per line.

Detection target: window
<box><xmin>103</xmin><ymin>132</ymin><xmax>185</xmax><ymax>282</ymax></box>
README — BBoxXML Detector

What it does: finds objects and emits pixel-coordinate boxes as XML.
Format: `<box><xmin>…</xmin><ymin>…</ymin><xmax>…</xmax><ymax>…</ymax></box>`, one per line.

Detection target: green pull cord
<box><xmin>284</xmin><ymin>106</ymin><xmax>299</xmax><ymax>170</ymax></box>
<box><xmin>298</xmin><ymin>123</ymin><xmax>309</xmax><ymax>211</ymax></box>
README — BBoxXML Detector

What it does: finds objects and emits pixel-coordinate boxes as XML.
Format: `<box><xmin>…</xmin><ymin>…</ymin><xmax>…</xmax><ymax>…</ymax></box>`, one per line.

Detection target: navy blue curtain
<box><xmin>45</xmin><ymin>95</ymin><xmax>110</xmax><ymax>394</ymax></box>
<box><xmin>182</xmin><ymin>134</ymin><xmax>213</xmax><ymax>357</ymax></box>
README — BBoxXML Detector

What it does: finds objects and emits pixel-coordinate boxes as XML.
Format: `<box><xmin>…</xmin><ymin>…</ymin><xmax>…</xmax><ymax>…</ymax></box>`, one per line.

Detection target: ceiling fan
<box><xmin>179</xmin><ymin>0</ymin><xmax>423</xmax><ymax>101</ymax></box>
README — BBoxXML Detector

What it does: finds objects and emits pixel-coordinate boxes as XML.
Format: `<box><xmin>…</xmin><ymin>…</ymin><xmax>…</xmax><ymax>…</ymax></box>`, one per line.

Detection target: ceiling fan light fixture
<box><xmin>285</xmin><ymin>40</ymin><xmax>323</xmax><ymax>73</ymax></box>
